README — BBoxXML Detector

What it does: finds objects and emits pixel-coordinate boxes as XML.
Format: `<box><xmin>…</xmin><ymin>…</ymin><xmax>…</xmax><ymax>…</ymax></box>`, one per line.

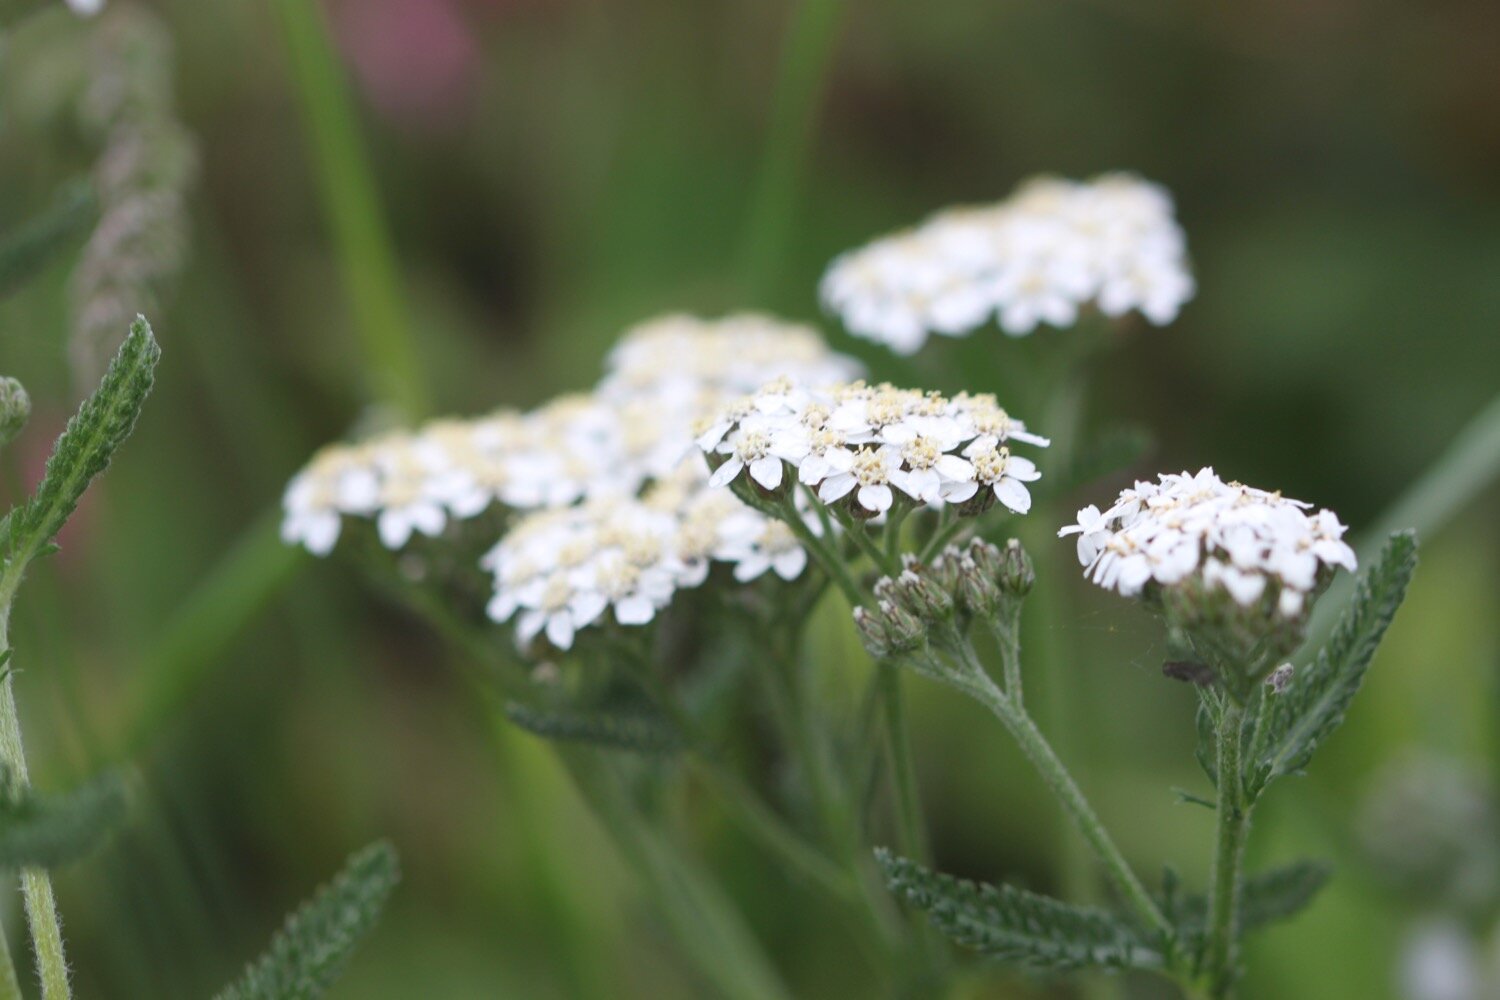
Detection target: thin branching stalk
<box><xmin>952</xmin><ymin>640</ymin><xmax>1173</xmax><ymax>942</ymax></box>
<box><xmin>1204</xmin><ymin>698</ymin><xmax>1250</xmax><ymax>997</ymax></box>
<box><xmin>879</xmin><ymin>663</ymin><xmax>929</xmax><ymax>865</ymax></box>
<box><xmin>611</xmin><ymin>644</ymin><xmax>874</xmax><ymax>913</ymax></box>
<box><xmin>0</xmin><ymin>584</ymin><xmax>72</xmax><ymax>1000</ymax></box>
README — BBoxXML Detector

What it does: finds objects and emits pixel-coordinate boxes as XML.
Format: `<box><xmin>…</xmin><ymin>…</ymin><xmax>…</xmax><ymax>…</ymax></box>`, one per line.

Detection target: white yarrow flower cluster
<box><xmin>282</xmin><ymin>314</ymin><xmax>860</xmax><ymax>650</ymax></box>
<box><xmin>1059</xmin><ymin>468</ymin><xmax>1357</xmax><ymax>617</ymax></box>
<box><xmin>281</xmin><ymin>314</ymin><xmax>861</xmax><ymax>556</ymax></box>
<box><xmin>821</xmin><ymin>173</ymin><xmax>1194</xmax><ymax>353</ymax></box>
<box><xmin>483</xmin><ymin>465</ymin><xmax>825</xmax><ymax>651</ymax></box>
<box><xmin>699</xmin><ymin>380</ymin><xmax>1050</xmax><ymax>516</ymax></box>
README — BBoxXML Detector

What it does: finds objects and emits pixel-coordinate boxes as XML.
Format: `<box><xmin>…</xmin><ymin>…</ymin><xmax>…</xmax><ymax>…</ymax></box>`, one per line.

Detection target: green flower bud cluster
<box><xmin>852</xmin><ymin>538</ymin><xmax>1037</xmax><ymax>663</ymax></box>
<box><xmin>0</xmin><ymin>377</ymin><xmax>30</xmax><ymax>447</ymax></box>
<box><xmin>1157</xmin><ymin>575</ymin><xmax>1319</xmax><ymax>691</ymax></box>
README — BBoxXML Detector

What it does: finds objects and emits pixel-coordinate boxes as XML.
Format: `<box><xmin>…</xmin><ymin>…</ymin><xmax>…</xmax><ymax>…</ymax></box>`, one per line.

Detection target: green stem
<box><xmin>954</xmin><ymin>644</ymin><xmax>1172</xmax><ymax>941</ymax></box>
<box><xmin>918</xmin><ymin>514</ymin><xmax>969</xmax><ymax>564</ymax></box>
<box><xmin>879</xmin><ymin>662</ymin><xmax>929</xmax><ymax>864</ymax></box>
<box><xmin>0</xmin><ymin>934</ymin><xmax>19</xmax><ymax>1000</ymax></box>
<box><xmin>777</xmin><ymin>493</ymin><xmax>868</xmax><ymax>606</ymax></box>
<box><xmin>562</xmin><ymin>754</ymin><xmax>793</xmax><ymax>1000</ymax></box>
<box><xmin>614</xmin><ymin>646</ymin><xmax>863</xmax><ymax>905</ymax></box>
<box><xmin>740</xmin><ymin>0</ymin><xmax>846</xmax><ymax>302</ymax></box>
<box><xmin>272</xmin><ymin>0</ymin><xmax>428</xmax><ymax>420</ymax></box>
<box><xmin>1205</xmin><ymin>699</ymin><xmax>1250</xmax><ymax>997</ymax></box>
<box><xmin>989</xmin><ymin>612</ymin><xmax>1024</xmax><ymax>705</ymax></box>
<box><xmin>883</xmin><ymin>503</ymin><xmax>912</xmax><ymax>567</ymax></box>
<box><xmin>836</xmin><ymin>509</ymin><xmax>899</xmax><ymax>576</ymax></box>
<box><xmin>0</xmin><ymin>589</ymin><xmax>72</xmax><ymax>1000</ymax></box>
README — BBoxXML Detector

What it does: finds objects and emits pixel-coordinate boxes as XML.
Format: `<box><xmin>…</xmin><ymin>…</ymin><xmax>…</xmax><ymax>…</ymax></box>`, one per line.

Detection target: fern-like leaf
<box><xmin>215</xmin><ymin>841</ymin><xmax>399</xmax><ymax>1000</ymax></box>
<box><xmin>0</xmin><ymin>180</ymin><xmax>97</xmax><ymax>300</ymax></box>
<box><xmin>504</xmin><ymin>701</ymin><xmax>681</xmax><ymax>754</ymax></box>
<box><xmin>875</xmin><ymin>849</ymin><xmax>1162</xmax><ymax>972</ymax></box>
<box><xmin>1249</xmin><ymin>532</ymin><xmax>1417</xmax><ymax>798</ymax></box>
<box><xmin>1170</xmin><ymin>860</ymin><xmax>1331</xmax><ymax>949</ymax></box>
<box><xmin>0</xmin><ymin>769</ymin><xmax>128</xmax><ymax>869</ymax></box>
<box><xmin>5</xmin><ymin>316</ymin><xmax>159</xmax><ymax>567</ymax></box>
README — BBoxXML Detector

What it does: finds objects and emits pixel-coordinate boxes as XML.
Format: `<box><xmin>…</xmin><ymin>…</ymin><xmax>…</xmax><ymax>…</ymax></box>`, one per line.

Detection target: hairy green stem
<box><xmin>0</xmin><ymin>583</ymin><xmax>72</xmax><ymax>1000</ymax></box>
<box><xmin>990</xmin><ymin>612</ymin><xmax>1024</xmax><ymax>704</ymax></box>
<box><xmin>0</xmin><ymin>933</ymin><xmax>21</xmax><ymax>1000</ymax></box>
<box><xmin>1205</xmin><ymin>699</ymin><xmax>1250</xmax><ymax>997</ymax></box>
<box><xmin>953</xmin><ymin>643</ymin><xmax>1172</xmax><ymax>941</ymax></box>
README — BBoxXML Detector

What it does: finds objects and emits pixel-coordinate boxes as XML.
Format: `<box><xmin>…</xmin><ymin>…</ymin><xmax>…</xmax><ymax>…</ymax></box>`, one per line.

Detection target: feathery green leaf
<box><xmin>876</xmin><ymin>849</ymin><xmax>1162</xmax><ymax>972</ymax></box>
<box><xmin>4</xmin><ymin>316</ymin><xmax>159</xmax><ymax>567</ymax></box>
<box><xmin>0</xmin><ymin>769</ymin><xmax>129</xmax><ymax>870</ymax></box>
<box><xmin>215</xmin><ymin>840</ymin><xmax>399</xmax><ymax>1000</ymax></box>
<box><xmin>504</xmin><ymin>701</ymin><xmax>682</xmax><ymax>754</ymax></box>
<box><xmin>1250</xmin><ymin>532</ymin><xmax>1417</xmax><ymax>798</ymax></box>
<box><xmin>0</xmin><ymin>180</ymin><xmax>97</xmax><ymax>300</ymax></box>
<box><xmin>1169</xmin><ymin>860</ymin><xmax>1331</xmax><ymax>950</ymax></box>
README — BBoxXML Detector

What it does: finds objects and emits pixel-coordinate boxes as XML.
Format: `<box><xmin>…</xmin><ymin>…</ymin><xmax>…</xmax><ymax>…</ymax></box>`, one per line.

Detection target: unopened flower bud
<box><xmin>956</xmin><ymin>554</ymin><xmax>1002</xmax><ymax>618</ymax></box>
<box><xmin>877</xmin><ymin>597</ymin><xmax>925</xmax><ymax>651</ymax></box>
<box><xmin>898</xmin><ymin>568</ymin><xmax>954</xmax><ymax>621</ymax></box>
<box><xmin>0</xmin><ymin>378</ymin><xmax>29</xmax><ymax>447</ymax></box>
<box><xmin>853</xmin><ymin>606</ymin><xmax>894</xmax><ymax>659</ymax></box>
<box><xmin>924</xmin><ymin>551</ymin><xmax>963</xmax><ymax>597</ymax></box>
<box><xmin>997</xmin><ymin>538</ymin><xmax>1035</xmax><ymax>597</ymax></box>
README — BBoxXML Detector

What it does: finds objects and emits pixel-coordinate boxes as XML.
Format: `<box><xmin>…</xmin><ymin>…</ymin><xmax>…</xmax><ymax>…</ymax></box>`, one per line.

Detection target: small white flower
<box><xmin>1060</xmin><ymin>468</ymin><xmax>1358</xmax><ymax>616</ymax></box>
<box><xmin>698</xmin><ymin>379</ymin><xmax>1048</xmax><ymax>520</ymax></box>
<box><xmin>66</xmin><ymin>0</ymin><xmax>104</xmax><ymax>16</ymax></box>
<box><xmin>822</xmin><ymin>173</ymin><xmax>1193</xmax><ymax>352</ymax></box>
<box><xmin>964</xmin><ymin>437</ymin><xmax>1041</xmax><ymax>513</ymax></box>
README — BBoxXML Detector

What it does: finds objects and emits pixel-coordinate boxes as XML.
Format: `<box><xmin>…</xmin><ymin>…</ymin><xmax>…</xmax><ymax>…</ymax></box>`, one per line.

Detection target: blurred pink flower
<box><xmin>332</xmin><ymin>0</ymin><xmax>479</xmax><ymax>130</ymax></box>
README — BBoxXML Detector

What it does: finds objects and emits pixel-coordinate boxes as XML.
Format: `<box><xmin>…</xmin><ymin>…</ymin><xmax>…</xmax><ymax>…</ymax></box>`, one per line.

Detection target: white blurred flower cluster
<box><xmin>1059</xmin><ymin>468</ymin><xmax>1357</xmax><ymax>616</ymax></box>
<box><xmin>281</xmin><ymin>314</ymin><xmax>858</xmax><ymax>649</ymax></box>
<box><xmin>821</xmin><ymin>174</ymin><xmax>1194</xmax><ymax>354</ymax></box>
<box><xmin>698</xmin><ymin>379</ymin><xmax>1050</xmax><ymax>516</ymax></box>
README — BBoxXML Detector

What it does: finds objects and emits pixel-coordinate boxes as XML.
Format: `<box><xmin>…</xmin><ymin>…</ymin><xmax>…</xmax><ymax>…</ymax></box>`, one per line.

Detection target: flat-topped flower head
<box><xmin>282</xmin><ymin>311</ymin><xmax>863</xmax><ymax>559</ymax></box>
<box><xmin>483</xmin><ymin>461</ymin><xmax>818</xmax><ymax>652</ymax></box>
<box><xmin>599</xmin><ymin>313</ymin><xmax>862</xmax><ymax>404</ymax></box>
<box><xmin>821</xmin><ymin>173</ymin><xmax>1194</xmax><ymax>354</ymax></box>
<box><xmin>280</xmin><ymin>443</ymin><xmax>381</xmax><ymax>556</ymax></box>
<box><xmin>1061</xmin><ymin>467</ymin><xmax>1357</xmax><ymax>681</ymax></box>
<box><xmin>484</xmin><ymin>500</ymin><xmax>691</xmax><ymax>650</ymax></box>
<box><xmin>699</xmin><ymin>379</ymin><xmax>1048</xmax><ymax>518</ymax></box>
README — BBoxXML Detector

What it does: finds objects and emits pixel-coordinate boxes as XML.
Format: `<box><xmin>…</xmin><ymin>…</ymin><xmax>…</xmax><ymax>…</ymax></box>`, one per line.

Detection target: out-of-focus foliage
<box><xmin>0</xmin><ymin>0</ymin><xmax>1497</xmax><ymax>997</ymax></box>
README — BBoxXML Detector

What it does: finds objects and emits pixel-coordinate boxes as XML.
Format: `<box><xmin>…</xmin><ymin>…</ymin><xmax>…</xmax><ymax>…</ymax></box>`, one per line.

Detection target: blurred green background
<box><xmin>1</xmin><ymin>0</ymin><xmax>1498</xmax><ymax>996</ymax></box>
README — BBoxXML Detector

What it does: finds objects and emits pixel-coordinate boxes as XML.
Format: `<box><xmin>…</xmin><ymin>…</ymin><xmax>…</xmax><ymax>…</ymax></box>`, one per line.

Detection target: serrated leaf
<box><xmin>875</xmin><ymin>849</ymin><xmax>1162</xmax><ymax>972</ymax></box>
<box><xmin>215</xmin><ymin>840</ymin><xmax>399</xmax><ymax>1000</ymax></box>
<box><xmin>504</xmin><ymin>701</ymin><xmax>681</xmax><ymax>754</ymax></box>
<box><xmin>0</xmin><ymin>179</ymin><xmax>97</xmax><ymax>300</ymax></box>
<box><xmin>1252</xmin><ymin>532</ymin><xmax>1417</xmax><ymax>797</ymax></box>
<box><xmin>1170</xmin><ymin>860</ymin><xmax>1331</xmax><ymax>948</ymax></box>
<box><xmin>1195</xmin><ymin>695</ymin><xmax>1220</xmax><ymax>787</ymax></box>
<box><xmin>0</xmin><ymin>769</ymin><xmax>128</xmax><ymax>869</ymax></box>
<box><xmin>5</xmin><ymin>316</ymin><xmax>159</xmax><ymax>566</ymax></box>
